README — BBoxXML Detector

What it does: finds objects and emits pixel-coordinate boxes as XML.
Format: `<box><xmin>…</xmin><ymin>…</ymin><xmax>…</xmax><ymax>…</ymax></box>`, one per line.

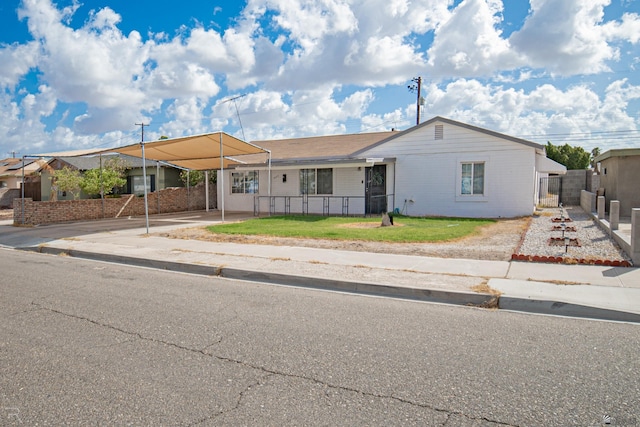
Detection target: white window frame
<box><xmin>456</xmin><ymin>157</ymin><xmax>488</xmax><ymax>202</ymax></box>
<box><xmin>300</xmin><ymin>168</ymin><xmax>333</xmax><ymax>195</ymax></box>
<box><xmin>231</xmin><ymin>170</ymin><xmax>259</xmax><ymax>194</ymax></box>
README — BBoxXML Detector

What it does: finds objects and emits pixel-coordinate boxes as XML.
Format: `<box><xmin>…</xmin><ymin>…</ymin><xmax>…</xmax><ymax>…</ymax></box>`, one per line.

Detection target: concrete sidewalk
<box><xmin>2</xmin><ymin>212</ymin><xmax>639</xmax><ymax>323</ymax></box>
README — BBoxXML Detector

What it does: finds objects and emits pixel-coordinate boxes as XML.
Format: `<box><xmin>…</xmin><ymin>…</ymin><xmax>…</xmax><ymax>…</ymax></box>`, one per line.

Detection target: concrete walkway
<box><xmin>1</xmin><ymin>211</ymin><xmax>639</xmax><ymax>323</ymax></box>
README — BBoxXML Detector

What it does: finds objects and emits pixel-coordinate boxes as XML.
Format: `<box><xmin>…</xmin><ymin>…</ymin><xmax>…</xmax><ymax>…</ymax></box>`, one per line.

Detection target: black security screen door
<box><xmin>365</xmin><ymin>164</ymin><xmax>386</xmax><ymax>215</ymax></box>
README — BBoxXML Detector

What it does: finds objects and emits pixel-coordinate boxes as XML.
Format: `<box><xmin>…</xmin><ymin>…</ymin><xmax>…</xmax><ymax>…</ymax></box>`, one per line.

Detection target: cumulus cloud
<box><xmin>0</xmin><ymin>0</ymin><xmax>639</xmax><ymax>154</ymax></box>
<box><xmin>510</xmin><ymin>0</ymin><xmax>640</xmax><ymax>75</ymax></box>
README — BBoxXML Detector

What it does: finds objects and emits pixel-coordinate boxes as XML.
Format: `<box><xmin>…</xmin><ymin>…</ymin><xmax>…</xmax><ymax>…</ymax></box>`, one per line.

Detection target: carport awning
<box><xmin>101</xmin><ymin>132</ymin><xmax>270</xmax><ymax>170</ymax></box>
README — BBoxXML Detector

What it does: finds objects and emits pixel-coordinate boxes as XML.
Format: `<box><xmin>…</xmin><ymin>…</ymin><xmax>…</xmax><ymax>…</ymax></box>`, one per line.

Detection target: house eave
<box><xmin>233</xmin><ymin>157</ymin><xmax>396</xmax><ymax>170</ymax></box>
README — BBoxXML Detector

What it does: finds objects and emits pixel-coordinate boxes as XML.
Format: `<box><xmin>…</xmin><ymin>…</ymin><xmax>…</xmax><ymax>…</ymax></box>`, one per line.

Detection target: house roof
<box><xmin>0</xmin><ymin>158</ymin><xmax>48</xmax><ymax>178</ymax></box>
<box><xmin>235</xmin><ymin>131</ymin><xmax>397</xmax><ymax>166</ymax></box>
<box><xmin>352</xmin><ymin>116</ymin><xmax>544</xmax><ymax>156</ymax></box>
<box><xmin>594</xmin><ymin>148</ymin><xmax>640</xmax><ymax>163</ymax></box>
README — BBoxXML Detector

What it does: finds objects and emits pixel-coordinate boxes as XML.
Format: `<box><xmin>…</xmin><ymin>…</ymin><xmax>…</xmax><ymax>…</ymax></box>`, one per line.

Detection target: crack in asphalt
<box><xmin>32</xmin><ymin>302</ymin><xmax>516</xmax><ymax>426</ymax></box>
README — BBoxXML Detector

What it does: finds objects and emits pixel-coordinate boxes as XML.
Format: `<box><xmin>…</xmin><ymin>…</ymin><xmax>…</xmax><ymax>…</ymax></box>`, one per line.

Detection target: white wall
<box><xmin>218</xmin><ymin>165</ymin><xmax>382</xmax><ymax>215</ymax></box>
<box><xmin>362</xmin><ymin>121</ymin><xmax>537</xmax><ymax>218</ymax></box>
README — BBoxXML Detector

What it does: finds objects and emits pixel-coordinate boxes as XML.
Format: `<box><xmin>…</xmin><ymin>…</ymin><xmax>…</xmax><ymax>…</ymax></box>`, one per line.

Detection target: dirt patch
<box><xmin>159</xmin><ymin>217</ymin><xmax>530</xmax><ymax>261</ymax></box>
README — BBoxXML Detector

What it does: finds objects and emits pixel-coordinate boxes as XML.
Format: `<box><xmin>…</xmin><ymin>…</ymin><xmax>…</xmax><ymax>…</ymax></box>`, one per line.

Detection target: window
<box><xmin>231</xmin><ymin>171</ymin><xmax>259</xmax><ymax>194</ymax></box>
<box><xmin>461</xmin><ymin>162</ymin><xmax>484</xmax><ymax>195</ymax></box>
<box><xmin>300</xmin><ymin>168</ymin><xmax>333</xmax><ymax>194</ymax></box>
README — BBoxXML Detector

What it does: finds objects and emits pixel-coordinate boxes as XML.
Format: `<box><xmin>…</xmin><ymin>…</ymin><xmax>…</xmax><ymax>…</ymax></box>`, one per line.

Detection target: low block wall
<box><xmin>14</xmin><ymin>184</ymin><xmax>214</xmax><ymax>226</ymax></box>
<box><xmin>0</xmin><ymin>188</ymin><xmax>20</xmax><ymax>208</ymax></box>
<box><xmin>580</xmin><ymin>190</ymin><xmax>596</xmax><ymax>214</ymax></box>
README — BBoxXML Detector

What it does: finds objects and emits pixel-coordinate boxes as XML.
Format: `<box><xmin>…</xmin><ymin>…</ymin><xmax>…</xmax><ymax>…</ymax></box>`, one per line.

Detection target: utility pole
<box><xmin>135</xmin><ymin>122</ymin><xmax>150</xmax><ymax>234</ymax></box>
<box><xmin>408</xmin><ymin>77</ymin><xmax>422</xmax><ymax>126</ymax></box>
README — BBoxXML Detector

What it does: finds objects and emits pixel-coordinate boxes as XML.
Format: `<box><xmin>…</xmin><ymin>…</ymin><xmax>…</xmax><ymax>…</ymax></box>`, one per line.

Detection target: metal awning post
<box><xmin>205</xmin><ymin>170</ymin><xmax>209</xmax><ymax>212</ymax></box>
<box><xmin>220</xmin><ymin>132</ymin><xmax>225</xmax><ymax>223</ymax></box>
<box><xmin>141</xmin><ymin>142</ymin><xmax>149</xmax><ymax>234</ymax></box>
<box><xmin>21</xmin><ymin>155</ymin><xmax>25</xmax><ymax>224</ymax></box>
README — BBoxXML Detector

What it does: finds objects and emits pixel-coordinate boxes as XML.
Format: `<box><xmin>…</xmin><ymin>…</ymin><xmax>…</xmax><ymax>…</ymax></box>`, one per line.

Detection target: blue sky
<box><xmin>1</xmin><ymin>0</ymin><xmax>639</xmax><ymax>156</ymax></box>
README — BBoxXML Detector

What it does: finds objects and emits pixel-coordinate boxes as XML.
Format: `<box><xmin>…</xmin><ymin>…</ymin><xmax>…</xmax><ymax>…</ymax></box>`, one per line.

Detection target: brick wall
<box><xmin>13</xmin><ymin>184</ymin><xmax>216</xmax><ymax>225</ymax></box>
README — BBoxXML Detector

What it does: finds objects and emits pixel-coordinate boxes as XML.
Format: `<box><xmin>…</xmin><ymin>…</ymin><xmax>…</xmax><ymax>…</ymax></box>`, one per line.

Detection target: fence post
<box><xmin>597</xmin><ymin>195</ymin><xmax>605</xmax><ymax>219</ymax></box>
<box><xmin>610</xmin><ymin>200</ymin><xmax>620</xmax><ymax>232</ymax></box>
<box><xmin>631</xmin><ymin>208</ymin><xmax>640</xmax><ymax>266</ymax></box>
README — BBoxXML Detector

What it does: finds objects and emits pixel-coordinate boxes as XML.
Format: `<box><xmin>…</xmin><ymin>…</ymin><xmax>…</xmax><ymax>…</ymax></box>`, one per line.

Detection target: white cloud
<box><xmin>426</xmin><ymin>0</ymin><xmax>517</xmax><ymax>78</ymax></box>
<box><xmin>509</xmin><ymin>0</ymin><xmax>640</xmax><ymax>75</ymax></box>
<box><xmin>0</xmin><ymin>42</ymin><xmax>40</xmax><ymax>89</ymax></box>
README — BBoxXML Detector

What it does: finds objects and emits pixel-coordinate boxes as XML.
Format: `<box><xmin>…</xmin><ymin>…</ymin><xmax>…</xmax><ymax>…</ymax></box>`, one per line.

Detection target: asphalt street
<box><xmin>1</xmin><ymin>249</ymin><xmax>639</xmax><ymax>426</ymax></box>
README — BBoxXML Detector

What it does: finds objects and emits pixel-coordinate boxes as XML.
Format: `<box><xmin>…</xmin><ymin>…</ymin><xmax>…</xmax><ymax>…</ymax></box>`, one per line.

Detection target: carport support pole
<box><xmin>21</xmin><ymin>155</ymin><xmax>25</xmax><ymax>224</ymax></box>
<box><xmin>205</xmin><ymin>170</ymin><xmax>209</xmax><ymax>212</ymax></box>
<box><xmin>220</xmin><ymin>132</ymin><xmax>225</xmax><ymax>222</ymax></box>
<box><xmin>157</xmin><ymin>162</ymin><xmax>160</xmax><ymax>214</ymax></box>
<box><xmin>141</xmin><ymin>142</ymin><xmax>150</xmax><ymax>234</ymax></box>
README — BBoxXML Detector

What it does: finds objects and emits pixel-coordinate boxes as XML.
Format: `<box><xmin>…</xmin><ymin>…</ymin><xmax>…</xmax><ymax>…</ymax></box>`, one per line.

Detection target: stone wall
<box><xmin>0</xmin><ymin>188</ymin><xmax>20</xmax><ymax>208</ymax></box>
<box><xmin>13</xmin><ymin>183</ymin><xmax>216</xmax><ymax>226</ymax></box>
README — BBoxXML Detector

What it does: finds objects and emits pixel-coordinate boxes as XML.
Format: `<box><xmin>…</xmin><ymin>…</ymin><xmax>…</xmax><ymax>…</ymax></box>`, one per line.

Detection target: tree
<box><xmin>179</xmin><ymin>169</ymin><xmax>217</xmax><ymax>187</ymax></box>
<box><xmin>80</xmin><ymin>156</ymin><xmax>127</xmax><ymax>197</ymax></box>
<box><xmin>590</xmin><ymin>147</ymin><xmax>601</xmax><ymax>168</ymax></box>
<box><xmin>52</xmin><ymin>166</ymin><xmax>82</xmax><ymax>200</ymax></box>
<box><xmin>545</xmin><ymin>142</ymin><xmax>591</xmax><ymax>170</ymax></box>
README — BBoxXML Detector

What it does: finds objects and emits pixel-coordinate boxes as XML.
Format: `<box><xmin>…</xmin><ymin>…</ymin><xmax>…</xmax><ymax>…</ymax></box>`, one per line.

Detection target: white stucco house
<box><xmin>218</xmin><ymin>116</ymin><xmax>566</xmax><ymax>218</ymax></box>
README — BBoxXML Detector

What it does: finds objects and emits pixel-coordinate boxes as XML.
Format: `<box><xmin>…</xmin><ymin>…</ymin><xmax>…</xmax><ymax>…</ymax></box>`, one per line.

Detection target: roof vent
<box><xmin>435</xmin><ymin>124</ymin><xmax>444</xmax><ymax>140</ymax></box>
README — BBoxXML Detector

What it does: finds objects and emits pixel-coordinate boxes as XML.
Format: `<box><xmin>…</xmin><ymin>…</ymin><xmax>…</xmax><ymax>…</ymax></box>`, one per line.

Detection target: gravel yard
<box><xmin>516</xmin><ymin>206</ymin><xmax>630</xmax><ymax>264</ymax></box>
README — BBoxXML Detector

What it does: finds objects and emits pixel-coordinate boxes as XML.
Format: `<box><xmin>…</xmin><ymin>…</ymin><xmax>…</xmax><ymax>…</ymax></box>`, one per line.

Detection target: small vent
<box><xmin>435</xmin><ymin>124</ymin><xmax>444</xmax><ymax>140</ymax></box>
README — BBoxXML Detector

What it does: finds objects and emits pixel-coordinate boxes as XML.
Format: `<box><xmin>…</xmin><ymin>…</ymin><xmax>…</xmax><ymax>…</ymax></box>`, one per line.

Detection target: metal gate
<box><xmin>538</xmin><ymin>176</ymin><xmax>561</xmax><ymax>207</ymax></box>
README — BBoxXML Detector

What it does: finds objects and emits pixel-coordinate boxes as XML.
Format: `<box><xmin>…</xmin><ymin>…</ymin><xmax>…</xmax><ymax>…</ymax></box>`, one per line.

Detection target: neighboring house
<box><xmin>220</xmin><ymin>116</ymin><xmax>566</xmax><ymax>218</ymax></box>
<box><xmin>0</xmin><ymin>158</ymin><xmax>49</xmax><ymax>200</ymax></box>
<box><xmin>594</xmin><ymin>148</ymin><xmax>640</xmax><ymax>217</ymax></box>
<box><xmin>41</xmin><ymin>154</ymin><xmax>184</xmax><ymax>201</ymax></box>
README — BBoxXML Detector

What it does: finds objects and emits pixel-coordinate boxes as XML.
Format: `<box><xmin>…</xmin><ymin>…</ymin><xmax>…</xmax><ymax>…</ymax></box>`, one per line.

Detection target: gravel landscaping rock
<box><xmin>515</xmin><ymin>206</ymin><xmax>630</xmax><ymax>264</ymax></box>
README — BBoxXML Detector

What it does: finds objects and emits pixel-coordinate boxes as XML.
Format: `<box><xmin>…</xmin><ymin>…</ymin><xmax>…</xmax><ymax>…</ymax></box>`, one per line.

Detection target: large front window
<box><xmin>231</xmin><ymin>171</ymin><xmax>259</xmax><ymax>194</ymax></box>
<box><xmin>461</xmin><ymin>162</ymin><xmax>484</xmax><ymax>195</ymax></box>
<box><xmin>300</xmin><ymin>168</ymin><xmax>333</xmax><ymax>194</ymax></box>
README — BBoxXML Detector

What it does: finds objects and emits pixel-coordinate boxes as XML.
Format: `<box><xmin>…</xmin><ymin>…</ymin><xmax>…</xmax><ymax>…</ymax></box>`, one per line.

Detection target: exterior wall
<box><xmin>560</xmin><ymin>169</ymin><xmax>590</xmax><ymax>206</ymax></box>
<box><xmin>220</xmin><ymin>165</ymin><xmax>393</xmax><ymax>216</ymax></box>
<box><xmin>13</xmin><ymin>183</ymin><xmax>214</xmax><ymax>226</ymax></box>
<box><xmin>362</xmin><ymin>121</ymin><xmax>537</xmax><ymax>218</ymax></box>
<box><xmin>599</xmin><ymin>156</ymin><xmax>640</xmax><ymax>216</ymax></box>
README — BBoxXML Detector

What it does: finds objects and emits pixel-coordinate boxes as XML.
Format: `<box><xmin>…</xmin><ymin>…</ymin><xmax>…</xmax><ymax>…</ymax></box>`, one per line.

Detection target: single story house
<box><xmin>0</xmin><ymin>158</ymin><xmax>49</xmax><ymax>200</ymax></box>
<box><xmin>41</xmin><ymin>154</ymin><xmax>184</xmax><ymax>201</ymax></box>
<box><xmin>218</xmin><ymin>116</ymin><xmax>566</xmax><ymax>218</ymax></box>
<box><xmin>594</xmin><ymin>148</ymin><xmax>640</xmax><ymax>216</ymax></box>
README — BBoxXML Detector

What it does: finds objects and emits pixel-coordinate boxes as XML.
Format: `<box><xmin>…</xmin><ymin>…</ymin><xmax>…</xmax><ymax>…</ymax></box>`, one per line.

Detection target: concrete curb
<box><xmin>23</xmin><ymin>246</ymin><xmax>497</xmax><ymax>308</ymax></box>
<box><xmin>498</xmin><ymin>297</ymin><xmax>640</xmax><ymax>323</ymax></box>
<box><xmin>21</xmin><ymin>245</ymin><xmax>639</xmax><ymax>323</ymax></box>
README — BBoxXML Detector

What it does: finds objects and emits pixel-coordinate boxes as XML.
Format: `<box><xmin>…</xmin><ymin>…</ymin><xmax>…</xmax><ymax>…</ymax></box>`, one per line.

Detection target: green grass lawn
<box><xmin>206</xmin><ymin>215</ymin><xmax>495</xmax><ymax>243</ymax></box>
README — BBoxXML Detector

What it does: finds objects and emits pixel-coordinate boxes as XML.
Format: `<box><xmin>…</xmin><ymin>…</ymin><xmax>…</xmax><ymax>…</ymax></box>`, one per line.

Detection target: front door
<box><xmin>365</xmin><ymin>164</ymin><xmax>387</xmax><ymax>215</ymax></box>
